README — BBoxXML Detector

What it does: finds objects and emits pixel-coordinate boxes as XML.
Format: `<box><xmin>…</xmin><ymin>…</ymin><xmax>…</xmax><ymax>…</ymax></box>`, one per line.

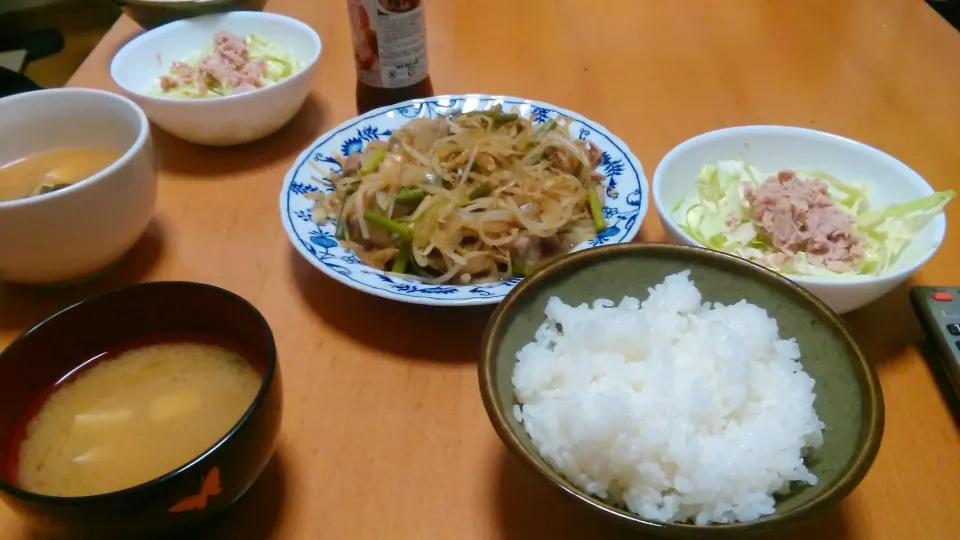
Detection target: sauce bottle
<box><xmin>347</xmin><ymin>0</ymin><xmax>434</xmax><ymax>114</ymax></box>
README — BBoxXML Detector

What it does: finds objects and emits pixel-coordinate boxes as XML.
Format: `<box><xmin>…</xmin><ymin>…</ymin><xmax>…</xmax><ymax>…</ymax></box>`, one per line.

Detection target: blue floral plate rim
<box><xmin>279</xmin><ymin>93</ymin><xmax>648</xmax><ymax>306</ymax></box>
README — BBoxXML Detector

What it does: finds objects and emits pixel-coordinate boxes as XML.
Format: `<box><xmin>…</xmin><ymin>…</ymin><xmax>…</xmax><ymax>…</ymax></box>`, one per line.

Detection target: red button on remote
<box><xmin>933</xmin><ymin>291</ymin><xmax>953</xmax><ymax>302</ymax></box>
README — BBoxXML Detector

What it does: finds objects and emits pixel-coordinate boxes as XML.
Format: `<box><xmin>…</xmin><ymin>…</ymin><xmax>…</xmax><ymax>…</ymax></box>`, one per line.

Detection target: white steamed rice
<box><xmin>511</xmin><ymin>270</ymin><xmax>825</xmax><ymax>525</ymax></box>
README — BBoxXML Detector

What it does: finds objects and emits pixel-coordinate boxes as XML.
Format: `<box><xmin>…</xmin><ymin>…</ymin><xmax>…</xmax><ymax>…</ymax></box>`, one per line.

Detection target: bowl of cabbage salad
<box><xmin>110</xmin><ymin>11</ymin><xmax>322</xmax><ymax>146</ymax></box>
<box><xmin>653</xmin><ymin>125</ymin><xmax>954</xmax><ymax>314</ymax></box>
<box><xmin>154</xmin><ymin>31</ymin><xmax>301</xmax><ymax>98</ymax></box>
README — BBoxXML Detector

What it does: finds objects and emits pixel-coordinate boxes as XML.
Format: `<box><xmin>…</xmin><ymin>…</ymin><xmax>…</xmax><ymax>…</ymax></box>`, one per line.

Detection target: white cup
<box><xmin>0</xmin><ymin>88</ymin><xmax>158</xmax><ymax>285</ymax></box>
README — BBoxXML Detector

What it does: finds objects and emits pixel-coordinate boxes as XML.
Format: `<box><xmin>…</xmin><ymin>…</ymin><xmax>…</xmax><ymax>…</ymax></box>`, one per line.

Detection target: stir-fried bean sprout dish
<box><xmin>308</xmin><ymin>106</ymin><xmax>609</xmax><ymax>284</ymax></box>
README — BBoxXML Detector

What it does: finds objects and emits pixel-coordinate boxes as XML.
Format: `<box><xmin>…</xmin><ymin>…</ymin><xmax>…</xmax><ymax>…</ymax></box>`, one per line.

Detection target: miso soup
<box><xmin>0</xmin><ymin>147</ymin><xmax>122</xmax><ymax>202</ymax></box>
<box><xmin>14</xmin><ymin>340</ymin><xmax>262</xmax><ymax>497</ymax></box>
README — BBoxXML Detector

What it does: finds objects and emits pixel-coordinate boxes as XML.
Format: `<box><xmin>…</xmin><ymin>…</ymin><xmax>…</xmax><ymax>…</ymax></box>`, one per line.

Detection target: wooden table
<box><xmin>2</xmin><ymin>0</ymin><xmax>960</xmax><ymax>538</ymax></box>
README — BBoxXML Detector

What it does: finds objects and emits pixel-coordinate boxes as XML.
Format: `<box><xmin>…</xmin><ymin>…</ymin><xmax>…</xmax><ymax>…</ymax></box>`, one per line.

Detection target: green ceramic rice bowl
<box><xmin>479</xmin><ymin>243</ymin><xmax>884</xmax><ymax>537</ymax></box>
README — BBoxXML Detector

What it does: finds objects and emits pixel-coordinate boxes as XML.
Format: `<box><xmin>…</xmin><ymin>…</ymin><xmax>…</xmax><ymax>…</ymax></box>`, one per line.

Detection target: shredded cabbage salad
<box><xmin>157</xmin><ymin>34</ymin><xmax>301</xmax><ymax>98</ymax></box>
<box><xmin>672</xmin><ymin>159</ymin><xmax>955</xmax><ymax>277</ymax></box>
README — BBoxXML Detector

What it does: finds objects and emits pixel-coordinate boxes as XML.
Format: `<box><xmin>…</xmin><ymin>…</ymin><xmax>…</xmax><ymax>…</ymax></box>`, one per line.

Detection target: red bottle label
<box><xmin>348</xmin><ymin>0</ymin><xmax>430</xmax><ymax>89</ymax></box>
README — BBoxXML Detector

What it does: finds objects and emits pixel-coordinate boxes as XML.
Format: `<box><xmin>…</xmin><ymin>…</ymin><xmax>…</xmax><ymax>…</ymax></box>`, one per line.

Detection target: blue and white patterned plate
<box><xmin>280</xmin><ymin>94</ymin><xmax>648</xmax><ymax>306</ymax></box>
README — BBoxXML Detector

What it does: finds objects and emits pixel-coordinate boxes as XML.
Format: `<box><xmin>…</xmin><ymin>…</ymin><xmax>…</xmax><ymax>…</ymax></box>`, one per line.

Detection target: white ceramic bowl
<box><xmin>110</xmin><ymin>11</ymin><xmax>322</xmax><ymax>147</ymax></box>
<box><xmin>0</xmin><ymin>88</ymin><xmax>157</xmax><ymax>285</ymax></box>
<box><xmin>652</xmin><ymin>125</ymin><xmax>946</xmax><ymax>314</ymax></box>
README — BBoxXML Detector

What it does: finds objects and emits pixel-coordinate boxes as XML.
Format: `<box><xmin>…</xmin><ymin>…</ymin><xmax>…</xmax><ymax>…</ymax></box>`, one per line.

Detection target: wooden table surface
<box><xmin>3</xmin><ymin>0</ymin><xmax>960</xmax><ymax>538</ymax></box>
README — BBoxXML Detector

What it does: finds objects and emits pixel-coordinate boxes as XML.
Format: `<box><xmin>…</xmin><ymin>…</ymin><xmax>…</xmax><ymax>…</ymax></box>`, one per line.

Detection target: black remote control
<box><xmin>910</xmin><ymin>286</ymin><xmax>960</xmax><ymax>397</ymax></box>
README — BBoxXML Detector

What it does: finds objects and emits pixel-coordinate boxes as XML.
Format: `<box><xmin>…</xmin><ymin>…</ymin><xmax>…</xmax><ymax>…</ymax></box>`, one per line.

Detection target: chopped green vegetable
<box><xmin>363</xmin><ymin>211</ymin><xmax>412</xmax><ymax>241</ymax></box>
<box><xmin>468</xmin><ymin>182</ymin><xmax>493</xmax><ymax>200</ymax></box>
<box><xmin>334</xmin><ymin>187</ymin><xmax>357</xmax><ymax>240</ymax></box>
<box><xmin>672</xmin><ymin>158</ymin><xmax>957</xmax><ymax>277</ymax></box>
<box><xmin>153</xmin><ymin>33</ymin><xmax>301</xmax><ymax>99</ymax></box>
<box><xmin>335</xmin><ymin>216</ymin><xmax>348</xmax><ymax>240</ymax></box>
<box><xmin>359</xmin><ymin>148</ymin><xmax>386</xmax><ymax>175</ymax></box>
<box><xmin>799</xmin><ymin>168</ymin><xmax>867</xmax><ymax>208</ymax></box>
<box><xmin>856</xmin><ymin>190</ymin><xmax>955</xmax><ymax>228</ymax></box>
<box><xmin>586</xmin><ymin>187</ymin><xmax>606</xmax><ymax>232</ymax></box>
<box><xmin>464</xmin><ymin>110</ymin><xmax>519</xmax><ymax>124</ymax></box>
<box><xmin>461</xmin><ymin>104</ymin><xmax>520</xmax><ymax>125</ymax></box>
<box><xmin>391</xmin><ymin>241</ymin><xmax>411</xmax><ymax>274</ymax></box>
<box><xmin>534</xmin><ymin>119</ymin><xmax>557</xmax><ymax>140</ymax></box>
<box><xmin>34</xmin><ymin>183</ymin><xmax>72</xmax><ymax>196</ymax></box>
<box><xmin>395</xmin><ymin>187</ymin><xmax>425</xmax><ymax>205</ymax></box>
<box><xmin>512</xmin><ymin>262</ymin><xmax>529</xmax><ymax>277</ymax></box>
<box><xmin>523</xmin><ymin>119</ymin><xmax>559</xmax><ymax>152</ymax></box>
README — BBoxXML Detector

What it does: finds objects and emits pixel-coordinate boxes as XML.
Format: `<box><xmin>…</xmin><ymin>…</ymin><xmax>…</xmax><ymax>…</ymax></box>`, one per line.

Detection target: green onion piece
<box><xmin>524</xmin><ymin>119</ymin><xmax>558</xmax><ymax>151</ymax></box>
<box><xmin>463</xmin><ymin>110</ymin><xmax>519</xmax><ymax>124</ymax></box>
<box><xmin>335</xmin><ymin>210</ymin><xmax>348</xmax><ymax>240</ymax></box>
<box><xmin>587</xmin><ymin>187</ymin><xmax>606</xmax><ymax>233</ymax></box>
<box><xmin>395</xmin><ymin>187</ymin><xmax>425</xmax><ymax>205</ymax></box>
<box><xmin>263</xmin><ymin>54</ymin><xmax>293</xmax><ymax>78</ymax></box>
<box><xmin>359</xmin><ymin>148</ymin><xmax>387</xmax><ymax>175</ymax></box>
<box><xmin>34</xmin><ymin>183</ymin><xmax>72</xmax><ymax>195</ymax></box>
<box><xmin>459</xmin><ymin>105</ymin><xmax>519</xmax><ymax>125</ymax></box>
<box><xmin>363</xmin><ymin>211</ymin><xmax>412</xmax><ymax>241</ymax></box>
<box><xmin>391</xmin><ymin>241</ymin><xmax>411</xmax><ymax>274</ymax></box>
<box><xmin>334</xmin><ymin>188</ymin><xmax>357</xmax><ymax>240</ymax></box>
<box><xmin>468</xmin><ymin>182</ymin><xmax>493</xmax><ymax>200</ymax></box>
<box><xmin>534</xmin><ymin>119</ymin><xmax>557</xmax><ymax>140</ymax></box>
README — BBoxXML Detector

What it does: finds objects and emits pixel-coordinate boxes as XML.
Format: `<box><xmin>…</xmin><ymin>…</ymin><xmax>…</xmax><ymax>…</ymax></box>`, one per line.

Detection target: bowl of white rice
<box><xmin>479</xmin><ymin>243</ymin><xmax>884</xmax><ymax>537</ymax></box>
